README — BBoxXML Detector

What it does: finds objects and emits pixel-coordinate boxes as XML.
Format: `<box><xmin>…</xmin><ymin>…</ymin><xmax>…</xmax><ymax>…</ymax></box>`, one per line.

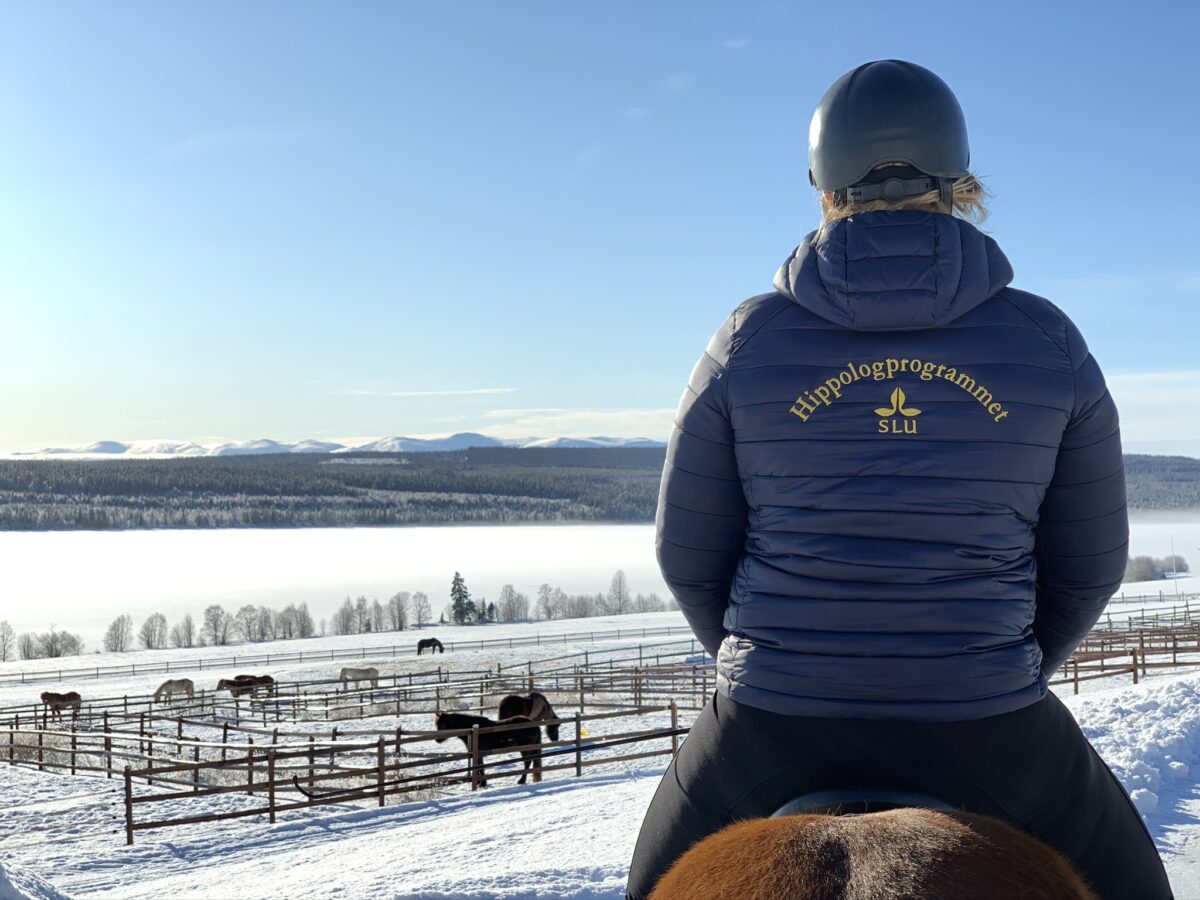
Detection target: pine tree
<box><xmin>450</xmin><ymin>571</ymin><xmax>475</xmax><ymax>625</ymax></box>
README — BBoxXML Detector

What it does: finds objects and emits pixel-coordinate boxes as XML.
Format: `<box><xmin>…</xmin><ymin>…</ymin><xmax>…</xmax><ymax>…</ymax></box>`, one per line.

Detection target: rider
<box><xmin>627</xmin><ymin>60</ymin><xmax>1173</xmax><ymax>899</ymax></box>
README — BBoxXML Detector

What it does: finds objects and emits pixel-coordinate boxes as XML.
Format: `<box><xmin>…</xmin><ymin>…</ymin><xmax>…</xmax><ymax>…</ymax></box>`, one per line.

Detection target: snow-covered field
<box><xmin>0</xmin><ymin>610</ymin><xmax>1198</xmax><ymax>899</ymax></box>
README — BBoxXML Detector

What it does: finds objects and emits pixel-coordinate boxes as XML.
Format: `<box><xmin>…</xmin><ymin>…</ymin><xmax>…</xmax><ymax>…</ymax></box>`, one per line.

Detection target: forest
<box><xmin>0</xmin><ymin>448</ymin><xmax>1197</xmax><ymax>531</ymax></box>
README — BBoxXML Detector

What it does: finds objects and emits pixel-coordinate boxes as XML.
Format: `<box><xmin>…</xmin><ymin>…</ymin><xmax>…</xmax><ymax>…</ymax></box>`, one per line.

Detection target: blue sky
<box><xmin>3</xmin><ymin>1</ymin><xmax>1198</xmax><ymax>455</ymax></box>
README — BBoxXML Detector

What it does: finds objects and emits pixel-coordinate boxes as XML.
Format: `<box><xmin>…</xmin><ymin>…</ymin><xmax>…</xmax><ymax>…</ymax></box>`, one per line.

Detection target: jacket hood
<box><xmin>773</xmin><ymin>211</ymin><xmax>1014</xmax><ymax>331</ymax></box>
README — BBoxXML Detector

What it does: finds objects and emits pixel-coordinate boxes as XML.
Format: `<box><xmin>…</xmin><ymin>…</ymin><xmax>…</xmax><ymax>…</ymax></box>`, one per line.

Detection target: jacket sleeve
<box><xmin>656</xmin><ymin>317</ymin><xmax>749</xmax><ymax>658</ymax></box>
<box><xmin>1033</xmin><ymin>321</ymin><xmax>1128</xmax><ymax>677</ymax></box>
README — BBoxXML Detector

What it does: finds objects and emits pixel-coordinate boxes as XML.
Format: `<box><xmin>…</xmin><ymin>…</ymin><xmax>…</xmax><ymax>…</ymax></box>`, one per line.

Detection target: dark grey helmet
<box><xmin>808</xmin><ymin>60</ymin><xmax>969</xmax><ymax>196</ymax></box>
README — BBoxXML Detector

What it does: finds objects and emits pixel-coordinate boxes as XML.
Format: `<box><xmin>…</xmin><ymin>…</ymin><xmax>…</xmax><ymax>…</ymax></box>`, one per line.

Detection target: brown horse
<box><xmin>498</xmin><ymin>692</ymin><xmax>561</xmax><ymax>741</ymax></box>
<box><xmin>417</xmin><ymin>637</ymin><xmax>444</xmax><ymax>655</ymax></box>
<box><xmin>433</xmin><ymin>711</ymin><xmax>542</xmax><ymax>786</ymax></box>
<box><xmin>216</xmin><ymin>674</ymin><xmax>275</xmax><ymax>697</ymax></box>
<box><xmin>649</xmin><ymin>806</ymin><xmax>1097</xmax><ymax>900</ymax></box>
<box><xmin>39</xmin><ymin>691</ymin><xmax>81</xmax><ymax>722</ymax></box>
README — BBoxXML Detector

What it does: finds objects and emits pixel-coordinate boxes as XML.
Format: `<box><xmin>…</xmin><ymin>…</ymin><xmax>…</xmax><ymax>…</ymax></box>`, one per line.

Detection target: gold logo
<box><xmin>875</xmin><ymin>388</ymin><xmax>921</xmax><ymax>435</ymax></box>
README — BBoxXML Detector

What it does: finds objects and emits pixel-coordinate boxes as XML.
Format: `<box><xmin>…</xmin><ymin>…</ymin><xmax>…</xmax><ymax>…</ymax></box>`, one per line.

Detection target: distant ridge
<box><xmin>9</xmin><ymin>432</ymin><xmax>666</xmax><ymax>459</ymax></box>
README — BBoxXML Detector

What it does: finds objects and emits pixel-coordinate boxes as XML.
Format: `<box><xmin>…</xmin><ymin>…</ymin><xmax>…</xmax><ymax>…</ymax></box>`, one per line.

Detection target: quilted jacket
<box><xmin>657</xmin><ymin>210</ymin><xmax>1127</xmax><ymax>721</ymax></box>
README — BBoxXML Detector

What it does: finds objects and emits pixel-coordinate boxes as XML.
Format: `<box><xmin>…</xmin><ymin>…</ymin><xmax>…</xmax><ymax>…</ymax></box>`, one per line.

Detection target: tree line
<box><xmin>0</xmin><ymin>568</ymin><xmax>677</xmax><ymax>662</ymax></box>
<box><xmin>0</xmin><ymin>447</ymin><xmax>663</xmax><ymax>530</ymax></box>
<box><xmin>1124</xmin><ymin>554</ymin><xmax>1190</xmax><ymax>583</ymax></box>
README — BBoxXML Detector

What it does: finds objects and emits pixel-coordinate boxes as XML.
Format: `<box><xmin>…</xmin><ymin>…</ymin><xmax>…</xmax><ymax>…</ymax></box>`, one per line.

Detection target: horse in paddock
<box><xmin>417</xmin><ymin>637</ymin><xmax>444</xmax><ymax>655</ymax></box>
<box><xmin>649</xmin><ymin>796</ymin><xmax>1097</xmax><ymax>900</ymax></box>
<box><xmin>433</xmin><ymin>711</ymin><xmax>542</xmax><ymax>786</ymax></box>
<box><xmin>153</xmin><ymin>678</ymin><xmax>195</xmax><ymax>703</ymax></box>
<box><xmin>39</xmin><ymin>691</ymin><xmax>81</xmax><ymax>722</ymax></box>
<box><xmin>340</xmin><ymin>666</ymin><xmax>379</xmax><ymax>690</ymax></box>
<box><xmin>498</xmin><ymin>691</ymin><xmax>561</xmax><ymax>741</ymax></box>
<box><xmin>216</xmin><ymin>674</ymin><xmax>275</xmax><ymax>697</ymax></box>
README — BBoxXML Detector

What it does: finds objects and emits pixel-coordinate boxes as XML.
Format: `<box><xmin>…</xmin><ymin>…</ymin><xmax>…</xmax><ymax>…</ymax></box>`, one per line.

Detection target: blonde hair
<box><xmin>819</xmin><ymin>164</ymin><xmax>990</xmax><ymax>227</ymax></box>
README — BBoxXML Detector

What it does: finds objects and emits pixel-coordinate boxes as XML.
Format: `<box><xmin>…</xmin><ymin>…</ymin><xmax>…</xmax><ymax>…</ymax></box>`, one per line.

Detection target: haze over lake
<box><xmin>0</xmin><ymin>524</ymin><xmax>670</xmax><ymax>646</ymax></box>
<box><xmin>0</xmin><ymin>516</ymin><xmax>1196</xmax><ymax>650</ymax></box>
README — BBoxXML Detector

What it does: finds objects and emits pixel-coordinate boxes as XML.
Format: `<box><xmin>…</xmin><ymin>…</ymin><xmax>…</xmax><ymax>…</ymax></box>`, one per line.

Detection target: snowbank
<box><xmin>0</xmin><ymin>865</ymin><xmax>70</xmax><ymax>900</ymax></box>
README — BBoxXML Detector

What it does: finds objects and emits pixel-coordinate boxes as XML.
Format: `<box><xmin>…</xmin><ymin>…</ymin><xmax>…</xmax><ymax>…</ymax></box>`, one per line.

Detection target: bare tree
<box><xmin>234</xmin><ymin>605</ymin><xmax>259</xmax><ymax>642</ymax></box>
<box><xmin>277</xmin><ymin>605</ymin><xmax>298</xmax><ymax>640</ymax></box>
<box><xmin>138</xmin><ymin>613</ymin><xmax>169</xmax><ymax>650</ymax></box>
<box><xmin>297</xmin><ymin>603</ymin><xmax>316</xmax><ymax>638</ymax></box>
<box><xmin>536</xmin><ymin>584</ymin><xmax>555</xmax><ymax>620</ymax></box>
<box><xmin>331</xmin><ymin>598</ymin><xmax>355</xmax><ymax>635</ymax></box>
<box><xmin>635</xmin><ymin>592</ymin><xmax>666</xmax><ymax>613</ymax></box>
<box><xmin>388</xmin><ymin>592</ymin><xmax>410</xmax><ymax>631</ymax></box>
<box><xmin>497</xmin><ymin>585</ymin><xmax>529</xmax><ymax>623</ymax></box>
<box><xmin>412</xmin><ymin>592</ymin><xmax>431</xmax><ymax>628</ymax></box>
<box><xmin>354</xmin><ymin>596</ymin><xmax>371</xmax><ymax>633</ymax></box>
<box><xmin>607</xmin><ymin>570</ymin><xmax>632</xmax><ymax>616</ymax></box>
<box><xmin>35</xmin><ymin>628</ymin><xmax>84</xmax><ymax>657</ymax></box>
<box><xmin>258</xmin><ymin>606</ymin><xmax>277</xmax><ymax>641</ymax></box>
<box><xmin>203</xmin><ymin>604</ymin><xmax>232</xmax><ymax>646</ymax></box>
<box><xmin>104</xmin><ymin>614</ymin><xmax>134</xmax><ymax>652</ymax></box>
<box><xmin>372</xmin><ymin>599</ymin><xmax>386</xmax><ymax>633</ymax></box>
<box><xmin>0</xmin><ymin>621</ymin><xmax>14</xmax><ymax>662</ymax></box>
<box><xmin>17</xmin><ymin>633</ymin><xmax>37</xmax><ymax>660</ymax></box>
<box><xmin>170</xmin><ymin>614</ymin><xmax>196</xmax><ymax>648</ymax></box>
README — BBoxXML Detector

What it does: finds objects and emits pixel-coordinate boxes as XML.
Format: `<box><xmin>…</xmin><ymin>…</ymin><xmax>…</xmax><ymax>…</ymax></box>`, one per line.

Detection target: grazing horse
<box><xmin>417</xmin><ymin>637</ymin><xmax>444</xmax><ymax>655</ymax></box>
<box><xmin>433</xmin><ymin>711</ymin><xmax>542</xmax><ymax>786</ymax></box>
<box><xmin>153</xmin><ymin>678</ymin><xmax>195</xmax><ymax>703</ymax></box>
<box><xmin>339</xmin><ymin>666</ymin><xmax>379</xmax><ymax>690</ymax></box>
<box><xmin>216</xmin><ymin>674</ymin><xmax>275</xmax><ymax>697</ymax></box>
<box><xmin>39</xmin><ymin>691</ymin><xmax>81</xmax><ymax>722</ymax></box>
<box><xmin>649</xmin><ymin>796</ymin><xmax>1097</xmax><ymax>900</ymax></box>
<box><xmin>498</xmin><ymin>691</ymin><xmax>561</xmax><ymax>741</ymax></box>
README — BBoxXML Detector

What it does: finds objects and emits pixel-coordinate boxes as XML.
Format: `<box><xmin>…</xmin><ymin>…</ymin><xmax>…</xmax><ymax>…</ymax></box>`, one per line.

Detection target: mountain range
<box><xmin>8</xmin><ymin>433</ymin><xmax>666</xmax><ymax>459</ymax></box>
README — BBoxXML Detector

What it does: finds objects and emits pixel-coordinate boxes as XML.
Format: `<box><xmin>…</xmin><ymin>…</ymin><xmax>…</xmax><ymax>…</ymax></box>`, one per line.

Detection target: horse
<box><xmin>433</xmin><ymin>711</ymin><xmax>542</xmax><ymax>786</ymax></box>
<box><xmin>498</xmin><ymin>691</ymin><xmax>561</xmax><ymax>741</ymax></box>
<box><xmin>39</xmin><ymin>691</ymin><xmax>81</xmax><ymax>722</ymax></box>
<box><xmin>216</xmin><ymin>674</ymin><xmax>275</xmax><ymax>697</ymax></box>
<box><xmin>417</xmin><ymin>637</ymin><xmax>444</xmax><ymax>655</ymax></box>
<box><xmin>153</xmin><ymin>678</ymin><xmax>195</xmax><ymax>703</ymax></box>
<box><xmin>648</xmin><ymin>792</ymin><xmax>1098</xmax><ymax>900</ymax></box>
<box><xmin>340</xmin><ymin>666</ymin><xmax>379</xmax><ymax>690</ymax></box>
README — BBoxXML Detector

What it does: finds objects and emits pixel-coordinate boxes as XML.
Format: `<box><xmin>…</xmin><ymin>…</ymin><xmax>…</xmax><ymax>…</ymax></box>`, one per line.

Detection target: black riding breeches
<box><xmin>626</xmin><ymin>690</ymin><xmax>1173</xmax><ymax>900</ymax></box>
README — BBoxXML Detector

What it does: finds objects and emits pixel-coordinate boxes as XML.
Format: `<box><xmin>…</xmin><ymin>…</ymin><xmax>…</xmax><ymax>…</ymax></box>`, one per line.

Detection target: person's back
<box><xmin>661</xmin><ymin>206</ymin><xmax>1126</xmax><ymax>720</ymax></box>
<box><xmin>628</xmin><ymin>60</ymin><xmax>1172</xmax><ymax>900</ymax></box>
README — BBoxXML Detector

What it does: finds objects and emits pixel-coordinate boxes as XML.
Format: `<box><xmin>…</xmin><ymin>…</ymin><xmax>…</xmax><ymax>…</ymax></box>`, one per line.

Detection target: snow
<box><xmin>0</xmin><ymin>865</ymin><xmax>70</xmax><ymax>900</ymax></box>
<box><xmin>1</xmin><ymin>617</ymin><xmax>1200</xmax><ymax>898</ymax></box>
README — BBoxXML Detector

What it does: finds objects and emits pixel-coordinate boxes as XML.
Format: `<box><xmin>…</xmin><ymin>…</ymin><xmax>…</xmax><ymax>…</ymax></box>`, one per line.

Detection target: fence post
<box><xmin>578</xmin><ymin>675</ymin><xmax>584</xmax><ymax>714</ymax></box>
<box><xmin>248</xmin><ymin>738</ymin><xmax>255</xmax><ymax>796</ymax></box>
<box><xmin>70</xmin><ymin>727</ymin><xmax>77</xmax><ymax>776</ymax></box>
<box><xmin>267</xmin><ymin>750</ymin><xmax>277</xmax><ymax>824</ymax></box>
<box><xmin>8</xmin><ymin>716</ymin><xmax>15</xmax><ymax>765</ymax></box>
<box><xmin>308</xmin><ymin>736</ymin><xmax>315</xmax><ymax>788</ymax></box>
<box><xmin>1131</xmin><ymin>650</ymin><xmax>1139</xmax><ymax>685</ymax></box>
<box><xmin>1073</xmin><ymin>659</ymin><xmax>1080</xmax><ymax>696</ymax></box>
<box><xmin>37</xmin><ymin>729</ymin><xmax>43</xmax><ymax>771</ymax></box>
<box><xmin>193</xmin><ymin>743</ymin><xmax>200</xmax><ymax>792</ymax></box>
<box><xmin>574</xmin><ymin>713</ymin><xmax>582</xmax><ymax>778</ymax></box>
<box><xmin>469</xmin><ymin>726</ymin><xmax>481</xmax><ymax>791</ymax></box>
<box><xmin>670</xmin><ymin>702</ymin><xmax>679</xmax><ymax>756</ymax></box>
<box><xmin>377</xmin><ymin>737</ymin><xmax>386</xmax><ymax>807</ymax></box>
<box><xmin>221</xmin><ymin>722</ymin><xmax>229</xmax><ymax>763</ymax></box>
<box><xmin>124</xmin><ymin>765</ymin><xmax>134</xmax><ymax>846</ymax></box>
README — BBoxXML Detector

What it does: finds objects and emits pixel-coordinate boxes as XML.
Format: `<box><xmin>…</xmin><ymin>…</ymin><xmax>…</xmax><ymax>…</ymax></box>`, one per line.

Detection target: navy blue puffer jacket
<box><xmin>657</xmin><ymin>210</ymin><xmax>1127</xmax><ymax>721</ymax></box>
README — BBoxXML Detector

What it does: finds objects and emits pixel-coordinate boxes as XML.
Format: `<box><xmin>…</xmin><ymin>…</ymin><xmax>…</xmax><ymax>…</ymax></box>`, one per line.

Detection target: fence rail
<box><xmin>0</xmin><ymin>624</ymin><xmax>696</xmax><ymax>686</ymax></box>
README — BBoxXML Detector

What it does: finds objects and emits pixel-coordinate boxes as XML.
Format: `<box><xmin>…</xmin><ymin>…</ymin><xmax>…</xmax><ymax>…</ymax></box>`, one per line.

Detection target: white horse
<box><xmin>153</xmin><ymin>678</ymin><xmax>195</xmax><ymax>703</ymax></box>
<box><xmin>339</xmin><ymin>666</ymin><xmax>379</xmax><ymax>690</ymax></box>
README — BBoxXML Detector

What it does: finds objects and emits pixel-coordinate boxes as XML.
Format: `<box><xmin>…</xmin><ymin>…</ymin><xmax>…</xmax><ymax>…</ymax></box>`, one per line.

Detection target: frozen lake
<box><xmin>0</xmin><ymin>514</ymin><xmax>1196</xmax><ymax>649</ymax></box>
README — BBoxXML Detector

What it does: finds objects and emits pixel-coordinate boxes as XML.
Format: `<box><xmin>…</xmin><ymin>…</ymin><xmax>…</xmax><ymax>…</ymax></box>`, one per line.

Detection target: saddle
<box><xmin>772</xmin><ymin>789</ymin><xmax>956</xmax><ymax>818</ymax></box>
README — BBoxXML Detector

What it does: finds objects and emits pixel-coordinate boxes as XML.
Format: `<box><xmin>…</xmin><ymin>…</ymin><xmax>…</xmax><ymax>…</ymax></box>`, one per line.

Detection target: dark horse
<box><xmin>417</xmin><ymin>637</ymin><xmax>444</xmax><ymax>655</ymax></box>
<box><xmin>216</xmin><ymin>674</ymin><xmax>275</xmax><ymax>697</ymax></box>
<box><xmin>498</xmin><ymin>691</ymin><xmax>560</xmax><ymax>741</ymax></box>
<box><xmin>433</xmin><ymin>711</ymin><xmax>542</xmax><ymax>786</ymax></box>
